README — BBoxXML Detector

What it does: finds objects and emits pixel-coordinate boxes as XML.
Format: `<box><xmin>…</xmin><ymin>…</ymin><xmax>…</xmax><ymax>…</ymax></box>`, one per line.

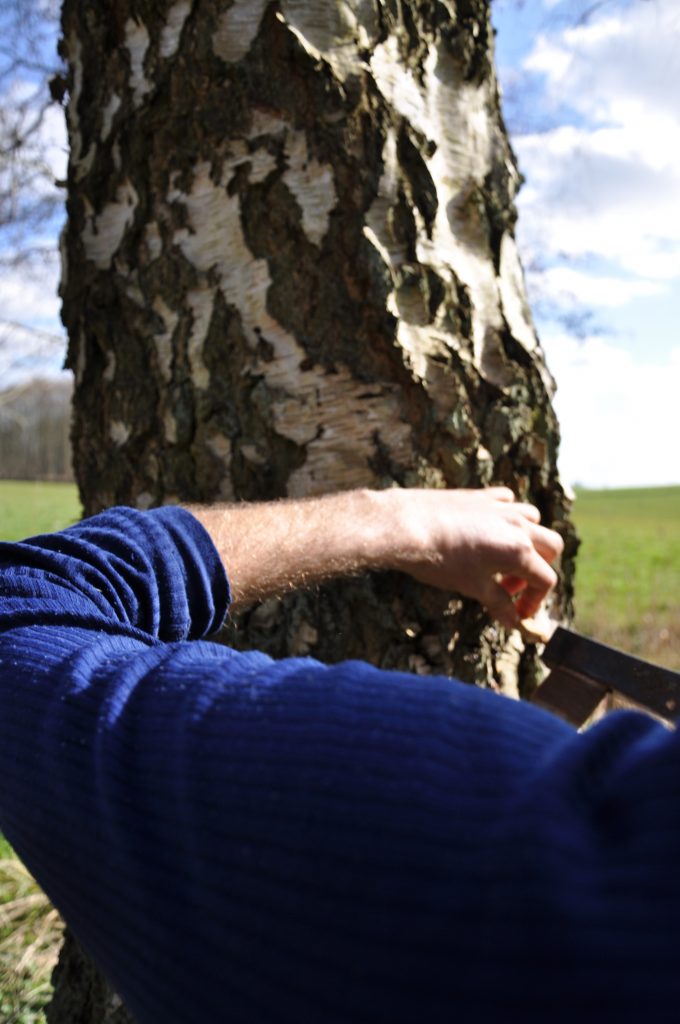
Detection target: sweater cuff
<box><xmin>147</xmin><ymin>505</ymin><xmax>231</xmax><ymax>639</ymax></box>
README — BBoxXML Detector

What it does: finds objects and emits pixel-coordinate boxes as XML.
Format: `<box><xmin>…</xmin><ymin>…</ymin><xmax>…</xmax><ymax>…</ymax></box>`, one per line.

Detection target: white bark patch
<box><xmin>172</xmin><ymin>163</ymin><xmax>276</xmax><ymax>343</ymax></box>
<box><xmin>160</xmin><ymin>0</ymin><xmax>191</xmax><ymax>59</ymax></box>
<box><xmin>249</xmin><ymin>148</ymin><xmax>278</xmax><ymax>183</ymax></box>
<box><xmin>282</xmin><ymin>131</ymin><xmax>336</xmax><ymax>246</ymax></box>
<box><xmin>363</xmin><ymin>224</ymin><xmax>392</xmax><ymax>272</ymax></box>
<box><xmin>368</xmin><ymin>37</ymin><xmax>526</xmax><ymax>388</ymax></box>
<box><xmin>395</xmin><ymin>321</ymin><xmax>440</xmax><ymax>383</ymax></box>
<box><xmin>186</xmin><ymin>289</ymin><xmax>213</xmax><ymax>390</ymax></box>
<box><xmin>240</xmin><ymin>443</ymin><xmax>268</xmax><ymax>466</ymax></box>
<box><xmin>213</xmin><ymin>0</ymin><xmax>269</xmax><ymax>64</ymax></box>
<box><xmin>289</xmin><ymin>620</ymin><xmax>318</xmax><ymax>656</ymax></box>
<box><xmin>144</xmin><ymin>222</ymin><xmax>163</xmax><ymax>262</ymax></box>
<box><xmin>82</xmin><ymin>180</ymin><xmax>138</xmax><ymax>270</ymax></box>
<box><xmin>395</xmin><ymin>322</ymin><xmax>466</xmax><ymax>420</ymax></box>
<box><xmin>364</xmin><ymin>125</ymin><xmax>478</xmax><ymax>415</ymax></box>
<box><xmin>103</xmin><ymin>350</ymin><xmax>116</xmax><ymax>383</ymax></box>
<box><xmin>110</xmin><ymin>420</ymin><xmax>131</xmax><ymax>447</ymax></box>
<box><xmin>149</xmin><ymin>294</ymin><xmax>182</xmax><ymax>442</ymax></box>
<box><xmin>125</xmin><ymin>280</ymin><xmax>144</xmax><ymax>306</ymax></box>
<box><xmin>498</xmin><ymin>234</ymin><xmax>556</xmax><ymax>395</ymax></box>
<box><xmin>225</xmin><ymin>138</ymin><xmax>278</xmax><ymax>184</ymax></box>
<box><xmin>163</xmin><ymin>410</ymin><xmax>178</xmax><ymax>444</ymax></box>
<box><xmin>498</xmin><ymin>233</ymin><xmax>537</xmax><ymax>356</ymax></box>
<box><xmin>74</xmin><ymin>146</ymin><xmax>96</xmax><ymax>183</ymax></box>
<box><xmin>151</xmin><ymin>296</ymin><xmax>178</xmax><ymax>383</ymax></box>
<box><xmin>283</xmin><ymin>371</ymin><xmax>412</xmax><ymax>497</ymax></box>
<box><xmin>172</xmin><ymin>160</ymin><xmax>412</xmax><ymax>495</ymax></box>
<box><xmin>135</xmin><ymin>492</ymin><xmax>155</xmax><ymax>510</ymax></box>
<box><xmin>206</xmin><ymin>436</ymin><xmax>235</xmax><ymax>500</ymax></box>
<box><xmin>494</xmin><ymin>631</ymin><xmax>523</xmax><ymax>700</ymax></box>
<box><xmin>279</xmin><ymin>0</ymin><xmax>379</xmax><ymax>79</ymax></box>
<box><xmin>248</xmin><ymin>110</ymin><xmax>288</xmax><ymax>138</ymax></box>
<box><xmin>479</xmin><ymin>327</ymin><xmax>514</xmax><ymax>390</ymax></box>
<box><xmin>125</xmin><ymin>18</ymin><xmax>152</xmax><ymax>107</ymax></box>
<box><xmin>66</xmin><ymin>34</ymin><xmax>96</xmax><ymax>180</ymax></box>
<box><xmin>101</xmin><ymin>93</ymin><xmax>121</xmax><ymax>141</ymax></box>
<box><xmin>370</xmin><ymin>38</ymin><xmax>426</xmax><ymax>127</ymax></box>
<box><xmin>364</xmin><ymin>129</ymin><xmax>407</xmax><ymax>268</ymax></box>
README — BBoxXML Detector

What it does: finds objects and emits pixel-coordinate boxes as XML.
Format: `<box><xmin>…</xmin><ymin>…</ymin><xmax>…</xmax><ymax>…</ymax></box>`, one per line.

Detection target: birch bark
<box><xmin>49</xmin><ymin>1</ymin><xmax>577</xmax><ymax>1018</ymax></box>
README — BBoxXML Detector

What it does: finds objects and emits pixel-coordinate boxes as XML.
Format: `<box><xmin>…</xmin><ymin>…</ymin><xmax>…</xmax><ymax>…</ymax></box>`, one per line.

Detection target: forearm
<box><xmin>185</xmin><ymin>488</ymin><xmax>401</xmax><ymax>610</ymax></box>
<box><xmin>185</xmin><ymin>486</ymin><xmax>564</xmax><ymax>626</ymax></box>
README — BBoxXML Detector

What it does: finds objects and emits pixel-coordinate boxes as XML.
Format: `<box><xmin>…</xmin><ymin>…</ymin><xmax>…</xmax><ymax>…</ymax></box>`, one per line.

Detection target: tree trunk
<box><xmin>51</xmin><ymin>0</ymin><xmax>577</xmax><ymax>1018</ymax></box>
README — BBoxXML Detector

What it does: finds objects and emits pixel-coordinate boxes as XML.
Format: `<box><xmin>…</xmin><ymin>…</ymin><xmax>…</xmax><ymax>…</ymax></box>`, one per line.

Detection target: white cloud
<box><xmin>0</xmin><ymin>260</ymin><xmax>62</xmax><ymax>329</ymax></box>
<box><xmin>515</xmin><ymin>0</ymin><xmax>680</xmax><ymax>307</ymax></box>
<box><xmin>0</xmin><ymin>320</ymin><xmax>67</xmax><ymax>388</ymax></box>
<box><xmin>529</xmin><ymin>4</ymin><xmax>680</xmax><ymax>121</ymax></box>
<box><xmin>38</xmin><ymin>102</ymin><xmax>69</xmax><ymax>188</ymax></box>
<box><xmin>515</xmin><ymin>122</ymin><xmax>680</xmax><ymax>280</ymax></box>
<box><xmin>535</xmin><ymin>266</ymin><xmax>663</xmax><ymax>309</ymax></box>
<box><xmin>542</xmin><ymin>332</ymin><xmax>680</xmax><ymax>488</ymax></box>
<box><xmin>0</xmin><ymin>254</ymin><xmax>66</xmax><ymax>385</ymax></box>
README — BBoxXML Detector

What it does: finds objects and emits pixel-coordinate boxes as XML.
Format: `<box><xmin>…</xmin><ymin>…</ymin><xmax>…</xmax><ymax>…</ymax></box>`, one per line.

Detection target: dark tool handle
<box><xmin>531</xmin><ymin>627</ymin><xmax>680</xmax><ymax>727</ymax></box>
<box><xmin>531</xmin><ymin>666</ymin><xmax>607</xmax><ymax>727</ymax></box>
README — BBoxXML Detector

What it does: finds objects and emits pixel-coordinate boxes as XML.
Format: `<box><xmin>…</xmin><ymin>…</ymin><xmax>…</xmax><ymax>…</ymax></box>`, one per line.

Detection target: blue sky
<box><xmin>493</xmin><ymin>0</ymin><xmax>680</xmax><ymax>488</ymax></box>
<box><xmin>2</xmin><ymin>0</ymin><xmax>679</xmax><ymax>488</ymax></box>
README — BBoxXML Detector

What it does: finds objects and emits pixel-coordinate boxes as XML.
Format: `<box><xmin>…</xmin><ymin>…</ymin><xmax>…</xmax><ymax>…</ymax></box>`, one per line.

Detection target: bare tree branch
<box><xmin>0</xmin><ymin>0</ymin><xmax>65</xmax><ymax>266</ymax></box>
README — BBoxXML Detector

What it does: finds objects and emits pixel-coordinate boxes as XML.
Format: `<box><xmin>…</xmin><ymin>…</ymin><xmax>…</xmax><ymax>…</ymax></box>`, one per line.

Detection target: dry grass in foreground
<box><xmin>0</xmin><ymin>853</ymin><xmax>64</xmax><ymax>1024</ymax></box>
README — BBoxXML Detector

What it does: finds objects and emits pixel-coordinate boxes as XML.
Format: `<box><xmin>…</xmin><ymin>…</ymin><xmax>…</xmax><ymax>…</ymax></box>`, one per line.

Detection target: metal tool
<box><xmin>530</xmin><ymin>627</ymin><xmax>680</xmax><ymax>728</ymax></box>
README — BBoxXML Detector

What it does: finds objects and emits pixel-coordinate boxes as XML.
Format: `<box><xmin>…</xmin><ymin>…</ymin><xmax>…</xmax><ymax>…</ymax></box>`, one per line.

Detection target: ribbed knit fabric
<box><xmin>0</xmin><ymin>507</ymin><xmax>679</xmax><ymax>1022</ymax></box>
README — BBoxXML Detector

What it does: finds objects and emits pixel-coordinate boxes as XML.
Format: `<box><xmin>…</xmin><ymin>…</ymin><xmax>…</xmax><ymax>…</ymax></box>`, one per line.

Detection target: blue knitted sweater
<box><xmin>0</xmin><ymin>506</ymin><xmax>678</xmax><ymax>1022</ymax></box>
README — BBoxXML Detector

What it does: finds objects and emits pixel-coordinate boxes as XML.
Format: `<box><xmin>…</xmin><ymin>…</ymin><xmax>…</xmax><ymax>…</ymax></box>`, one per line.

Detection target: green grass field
<box><xmin>571</xmin><ymin>485</ymin><xmax>680</xmax><ymax>670</ymax></box>
<box><xmin>0</xmin><ymin>481</ymin><xmax>82</xmax><ymax>542</ymax></box>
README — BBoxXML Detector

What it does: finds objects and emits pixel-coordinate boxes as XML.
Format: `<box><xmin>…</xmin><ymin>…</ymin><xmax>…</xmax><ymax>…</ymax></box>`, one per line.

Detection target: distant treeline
<box><xmin>0</xmin><ymin>377</ymin><xmax>74</xmax><ymax>482</ymax></box>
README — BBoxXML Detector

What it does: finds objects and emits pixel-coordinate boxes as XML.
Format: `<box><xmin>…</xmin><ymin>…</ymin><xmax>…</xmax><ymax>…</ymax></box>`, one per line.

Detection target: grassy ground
<box><xmin>0</xmin><ymin>480</ymin><xmax>81</xmax><ymax>542</ymax></box>
<box><xmin>571</xmin><ymin>486</ymin><xmax>680</xmax><ymax>670</ymax></box>
<box><xmin>0</xmin><ymin>847</ymin><xmax>63</xmax><ymax>1023</ymax></box>
<box><xmin>0</xmin><ymin>480</ymin><xmax>678</xmax><ymax>1016</ymax></box>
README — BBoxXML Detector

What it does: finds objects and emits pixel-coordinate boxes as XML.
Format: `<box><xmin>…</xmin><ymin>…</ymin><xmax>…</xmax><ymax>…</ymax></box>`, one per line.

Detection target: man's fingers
<box><xmin>495</xmin><ymin>528</ymin><xmax>561</xmax><ymax>625</ymax></box>
<box><xmin>410</xmin><ymin>489</ymin><xmax>563</xmax><ymax>630</ymax></box>
<box><xmin>485</xmin><ymin>487</ymin><xmax>515</xmax><ymax>503</ymax></box>
<box><xmin>491</xmin><ymin>540</ymin><xmax>558</xmax><ymax>600</ymax></box>
<box><xmin>485</xmin><ymin>576</ymin><xmax>549</xmax><ymax>628</ymax></box>
<box><xmin>499</xmin><ymin>574</ymin><xmax>527</xmax><ymax>596</ymax></box>
<box><xmin>511</xmin><ymin>502</ymin><xmax>541</xmax><ymax>524</ymax></box>
<box><xmin>515</xmin><ymin>585</ymin><xmax>548</xmax><ymax>621</ymax></box>
<box><xmin>527</xmin><ymin>522</ymin><xmax>564</xmax><ymax>563</ymax></box>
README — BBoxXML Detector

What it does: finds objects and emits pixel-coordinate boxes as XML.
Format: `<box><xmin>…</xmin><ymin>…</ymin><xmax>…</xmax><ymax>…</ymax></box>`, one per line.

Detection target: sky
<box><xmin>1</xmin><ymin>0</ymin><xmax>679</xmax><ymax>488</ymax></box>
<box><xmin>492</xmin><ymin>0</ymin><xmax>680</xmax><ymax>488</ymax></box>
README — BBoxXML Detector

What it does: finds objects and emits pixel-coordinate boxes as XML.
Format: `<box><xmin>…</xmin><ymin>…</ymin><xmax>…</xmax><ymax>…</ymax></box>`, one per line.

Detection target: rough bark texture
<box><xmin>52</xmin><ymin>1</ymin><xmax>577</xmax><ymax>1019</ymax></box>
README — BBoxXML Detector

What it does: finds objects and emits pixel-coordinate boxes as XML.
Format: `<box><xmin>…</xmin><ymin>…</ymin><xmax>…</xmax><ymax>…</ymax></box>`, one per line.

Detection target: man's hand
<box><xmin>186</xmin><ymin>486</ymin><xmax>563</xmax><ymax>631</ymax></box>
<box><xmin>384</xmin><ymin>487</ymin><xmax>563</xmax><ymax>630</ymax></box>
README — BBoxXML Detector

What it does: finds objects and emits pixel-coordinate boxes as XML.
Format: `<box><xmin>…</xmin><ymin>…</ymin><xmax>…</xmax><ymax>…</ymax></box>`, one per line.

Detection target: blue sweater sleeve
<box><xmin>0</xmin><ymin>507</ymin><xmax>679</xmax><ymax>1023</ymax></box>
<box><xmin>0</xmin><ymin>505</ymin><xmax>230</xmax><ymax>640</ymax></box>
